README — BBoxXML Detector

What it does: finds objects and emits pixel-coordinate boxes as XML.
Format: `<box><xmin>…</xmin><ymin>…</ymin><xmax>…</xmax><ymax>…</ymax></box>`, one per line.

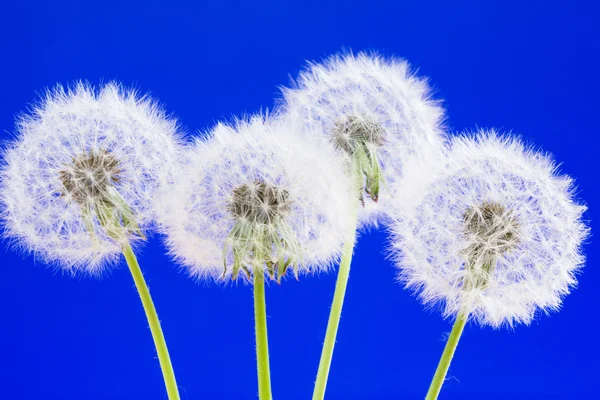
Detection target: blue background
<box><xmin>0</xmin><ymin>1</ymin><xmax>598</xmax><ymax>399</ymax></box>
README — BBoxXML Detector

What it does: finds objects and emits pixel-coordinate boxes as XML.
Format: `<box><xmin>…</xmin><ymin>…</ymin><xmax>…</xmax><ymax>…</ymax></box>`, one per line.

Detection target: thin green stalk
<box><xmin>122</xmin><ymin>241</ymin><xmax>180</xmax><ymax>400</ymax></box>
<box><xmin>254</xmin><ymin>272</ymin><xmax>272</xmax><ymax>400</ymax></box>
<box><xmin>425</xmin><ymin>313</ymin><xmax>468</xmax><ymax>400</ymax></box>
<box><xmin>312</xmin><ymin>204</ymin><xmax>359</xmax><ymax>400</ymax></box>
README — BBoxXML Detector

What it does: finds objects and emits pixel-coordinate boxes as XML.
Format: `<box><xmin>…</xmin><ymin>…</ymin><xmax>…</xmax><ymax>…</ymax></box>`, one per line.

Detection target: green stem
<box><xmin>122</xmin><ymin>241</ymin><xmax>180</xmax><ymax>400</ymax></box>
<box><xmin>312</xmin><ymin>205</ymin><xmax>359</xmax><ymax>400</ymax></box>
<box><xmin>425</xmin><ymin>313</ymin><xmax>468</xmax><ymax>400</ymax></box>
<box><xmin>254</xmin><ymin>272</ymin><xmax>272</xmax><ymax>400</ymax></box>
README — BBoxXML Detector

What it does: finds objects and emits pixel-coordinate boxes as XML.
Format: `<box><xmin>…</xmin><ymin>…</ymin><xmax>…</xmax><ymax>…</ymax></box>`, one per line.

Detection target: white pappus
<box><xmin>388</xmin><ymin>131</ymin><xmax>589</xmax><ymax>327</ymax></box>
<box><xmin>0</xmin><ymin>82</ymin><xmax>183</xmax><ymax>274</ymax></box>
<box><xmin>156</xmin><ymin>115</ymin><xmax>355</xmax><ymax>283</ymax></box>
<box><xmin>279</xmin><ymin>52</ymin><xmax>446</xmax><ymax>228</ymax></box>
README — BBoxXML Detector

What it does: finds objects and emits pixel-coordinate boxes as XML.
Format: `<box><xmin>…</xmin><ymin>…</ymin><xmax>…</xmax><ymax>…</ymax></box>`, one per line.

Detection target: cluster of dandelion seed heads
<box><xmin>280</xmin><ymin>52</ymin><xmax>446</xmax><ymax>227</ymax></box>
<box><xmin>388</xmin><ymin>132</ymin><xmax>588</xmax><ymax>327</ymax></box>
<box><xmin>59</xmin><ymin>149</ymin><xmax>122</xmax><ymax>205</ymax></box>
<box><xmin>0</xmin><ymin>82</ymin><xmax>182</xmax><ymax>273</ymax></box>
<box><xmin>157</xmin><ymin>116</ymin><xmax>354</xmax><ymax>282</ymax></box>
<box><xmin>228</xmin><ymin>180</ymin><xmax>291</xmax><ymax>225</ymax></box>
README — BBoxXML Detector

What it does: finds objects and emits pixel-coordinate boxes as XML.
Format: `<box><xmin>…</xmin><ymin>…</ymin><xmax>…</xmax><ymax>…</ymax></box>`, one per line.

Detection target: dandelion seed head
<box><xmin>157</xmin><ymin>115</ymin><xmax>354</xmax><ymax>283</ymax></box>
<box><xmin>0</xmin><ymin>82</ymin><xmax>183</xmax><ymax>274</ymax></box>
<box><xmin>280</xmin><ymin>52</ymin><xmax>446</xmax><ymax>227</ymax></box>
<box><xmin>388</xmin><ymin>131</ymin><xmax>589</xmax><ymax>327</ymax></box>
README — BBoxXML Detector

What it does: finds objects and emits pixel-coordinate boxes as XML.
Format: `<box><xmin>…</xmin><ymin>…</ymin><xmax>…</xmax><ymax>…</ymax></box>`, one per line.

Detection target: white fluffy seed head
<box><xmin>279</xmin><ymin>52</ymin><xmax>446</xmax><ymax>228</ymax></box>
<box><xmin>156</xmin><ymin>115</ymin><xmax>355</xmax><ymax>283</ymax></box>
<box><xmin>0</xmin><ymin>82</ymin><xmax>183</xmax><ymax>274</ymax></box>
<box><xmin>388</xmin><ymin>131</ymin><xmax>589</xmax><ymax>327</ymax></box>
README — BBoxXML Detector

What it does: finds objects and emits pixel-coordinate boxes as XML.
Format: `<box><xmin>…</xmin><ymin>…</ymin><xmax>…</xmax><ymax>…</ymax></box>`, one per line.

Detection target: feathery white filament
<box><xmin>0</xmin><ymin>82</ymin><xmax>183</xmax><ymax>274</ymax></box>
<box><xmin>389</xmin><ymin>132</ymin><xmax>588</xmax><ymax>327</ymax></box>
<box><xmin>156</xmin><ymin>116</ymin><xmax>354</xmax><ymax>282</ymax></box>
<box><xmin>279</xmin><ymin>52</ymin><xmax>446</xmax><ymax>227</ymax></box>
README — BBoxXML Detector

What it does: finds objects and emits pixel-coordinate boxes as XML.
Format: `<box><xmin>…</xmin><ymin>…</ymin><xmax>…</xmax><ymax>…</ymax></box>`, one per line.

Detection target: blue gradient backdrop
<box><xmin>0</xmin><ymin>1</ymin><xmax>598</xmax><ymax>399</ymax></box>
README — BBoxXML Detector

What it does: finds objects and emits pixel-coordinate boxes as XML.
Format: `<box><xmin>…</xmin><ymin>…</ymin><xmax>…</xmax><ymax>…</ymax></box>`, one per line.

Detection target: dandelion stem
<box><xmin>254</xmin><ymin>272</ymin><xmax>273</xmax><ymax>400</ymax></box>
<box><xmin>312</xmin><ymin>198</ymin><xmax>359</xmax><ymax>400</ymax></box>
<box><xmin>425</xmin><ymin>312</ymin><xmax>468</xmax><ymax>400</ymax></box>
<box><xmin>122</xmin><ymin>241</ymin><xmax>180</xmax><ymax>400</ymax></box>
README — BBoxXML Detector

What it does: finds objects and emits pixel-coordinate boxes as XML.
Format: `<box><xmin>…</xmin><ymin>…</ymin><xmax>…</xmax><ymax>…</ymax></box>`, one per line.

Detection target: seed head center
<box><xmin>228</xmin><ymin>180</ymin><xmax>291</xmax><ymax>224</ymax></box>
<box><xmin>332</xmin><ymin>115</ymin><xmax>385</xmax><ymax>155</ymax></box>
<box><xmin>464</xmin><ymin>201</ymin><xmax>520</xmax><ymax>256</ymax></box>
<box><xmin>60</xmin><ymin>149</ymin><xmax>122</xmax><ymax>204</ymax></box>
